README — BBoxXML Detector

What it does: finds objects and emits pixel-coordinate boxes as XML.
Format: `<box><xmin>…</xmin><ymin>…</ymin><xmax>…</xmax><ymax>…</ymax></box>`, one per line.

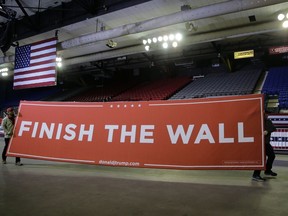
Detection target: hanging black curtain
<box><xmin>0</xmin><ymin>19</ymin><xmax>15</xmax><ymax>53</ymax></box>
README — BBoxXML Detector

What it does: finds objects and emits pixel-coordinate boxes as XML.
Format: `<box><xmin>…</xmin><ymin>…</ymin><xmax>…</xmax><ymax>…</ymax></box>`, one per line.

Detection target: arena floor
<box><xmin>1</xmin><ymin>139</ymin><xmax>288</xmax><ymax>216</ymax></box>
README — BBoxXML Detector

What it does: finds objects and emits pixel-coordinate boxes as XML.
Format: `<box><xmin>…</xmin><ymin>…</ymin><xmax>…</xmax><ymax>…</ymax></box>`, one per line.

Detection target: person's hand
<box><xmin>264</xmin><ymin>130</ymin><xmax>268</xmax><ymax>136</ymax></box>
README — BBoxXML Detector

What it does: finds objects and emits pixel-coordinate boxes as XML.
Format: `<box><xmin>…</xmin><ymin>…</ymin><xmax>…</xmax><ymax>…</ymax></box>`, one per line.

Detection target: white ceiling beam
<box><xmin>64</xmin><ymin>20</ymin><xmax>283</xmax><ymax>66</ymax></box>
<box><xmin>60</xmin><ymin>0</ymin><xmax>287</xmax><ymax>49</ymax></box>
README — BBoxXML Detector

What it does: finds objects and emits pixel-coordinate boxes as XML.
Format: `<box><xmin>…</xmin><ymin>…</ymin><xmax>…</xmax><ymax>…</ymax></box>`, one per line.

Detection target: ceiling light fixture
<box><xmin>162</xmin><ymin>42</ymin><xmax>168</xmax><ymax>49</ymax></box>
<box><xmin>1</xmin><ymin>72</ymin><xmax>8</xmax><ymax>76</ymax></box>
<box><xmin>106</xmin><ymin>39</ymin><xmax>117</xmax><ymax>48</ymax></box>
<box><xmin>142</xmin><ymin>32</ymin><xmax>183</xmax><ymax>51</ymax></box>
<box><xmin>0</xmin><ymin>67</ymin><xmax>8</xmax><ymax>77</ymax></box>
<box><xmin>278</xmin><ymin>13</ymin><xmax>285</xmax><ymax>21</ymax></box>
<box><xmin>277</xmin><ymin>12</ymin><xmax>288</xmax><ymax>28</ymax></box>
<box><xmin>283</xmin><ymin>20</ymin><xmax>288</xmax><ymax>28</ymax></box>
<box><xmin>172</xmin><ymin>41</ymin><xmax>178</xmax><ymax>48</ymax></box>
<box><xmin>56</xmin><ymin>57</ymin><xmax>62</xmax><ymax>68</ymax></box>
<box><xmin>175</xmin><ymin>33</ymin><xmax>182</xmax><ymax>41</ymax></box>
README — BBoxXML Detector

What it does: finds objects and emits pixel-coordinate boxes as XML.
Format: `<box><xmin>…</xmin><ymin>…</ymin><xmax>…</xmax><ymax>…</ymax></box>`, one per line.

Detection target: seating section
<box><xmin>169</xmin><ymin>69</ymin><xmax>262</xmax><ymax>100</ymax></box>
<box><xmin>62</xmin><ymin>69</ymin><xmax>263</xmax><ymax>103</ymax></box>
<box><xmin>111</xmin><ymin>77</ymin><xmax>191</xmax><ymax>101</ymax></box>
<box><xmin>66</xmin><ymin>86</ymin><xmax>120</xmax><ymax>102</ymax></box>
<box><xmin>262</xmin><ymin>66</ymin><xmax>288</xmax><ymax>109</ymax></box>
<box><xmin>2</xmin><ymin>86</ymin><xmax>61</xmax><ymax>108</ymax></box>
<box><xmin>65</xmin><ymin>81</ymin><xmax>137</xmax><ymax>102</ymax></box>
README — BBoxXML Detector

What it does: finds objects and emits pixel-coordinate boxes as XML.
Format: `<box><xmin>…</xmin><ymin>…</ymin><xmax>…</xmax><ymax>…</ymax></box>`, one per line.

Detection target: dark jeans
<box><xmin>253</xmin><ymin>143</ymin><xmax>275</xmax><ymax>176</ymax></box>
<box><xmin>2</xmin><ymin>138</ymin><xmax>21</xmax><ymax>163</ymax></box>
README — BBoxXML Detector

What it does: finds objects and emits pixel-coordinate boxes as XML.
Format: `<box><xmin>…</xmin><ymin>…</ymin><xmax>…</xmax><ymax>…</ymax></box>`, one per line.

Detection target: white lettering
<box><xmin>64</xmin><ymin>124</ymin><xmax>77</xmax><ymax>141</ymax></box>
<box><xmin>17</xmin><ymin>121</ymin><xmax>95</xmax><ymax>142</ymax></box>
<box><xmin>167</xmin><ymin>125</ymin><xmax>194</xmax><ymax>144</ymax></box>
<box><xmin>18</xmin><ymin>121</ymin><xmax>32</xmax><ymax>136</ymax></box>
<box><xmin>195</xmin><ymin>124</ymin><xmax>215</xmax><ymax>144</ymax></box>
<box><xmin>219</xmin><ymin>123</ymin><xmax>234</xmax><ymax>143</ymax></box>
<box><xmin>32</xmin><ymin>122</ymin><xmax>39</xmax><ymax>137</ymax></box>
<box><xmin>79</xmin><ymin>124</ymin><xmax>94</xmax><ymax>141</ymax></box>
<box><xmin>56</xmin><ymin>124</ymin><xmax>63</xmax><ymax>140</ymax></box>
<box><xmin>105</xmin><ymin>125</ymin><xmax>119</xmax><ymax>142</ymax></box>
<box><xmin>140</xmin><ymin>125</ymin><xmax>154</xmax><ymax>144</ymax></box>
<box><xmin>39</xmin><ymin>123</ymin><xmax>55</xmax><ymax>139</ymax></box>
<box><xmin>167</xmin><ymin>123</ymin><xmax>254</xmax><ymax>144</ymax></box>
<box><xmin>121</xmin><ymin>125</ymin><xmax>136</xmax><ymax>143</ymax></box>
<box><xmin>238</xmin><ymin>122</ymin><xmax>254</xmax><ymax>142</ymax></box>
<box><xmin>105</xmin><ymin>125</ymin><xmax>155</xmax><ymax>144</ymax></box>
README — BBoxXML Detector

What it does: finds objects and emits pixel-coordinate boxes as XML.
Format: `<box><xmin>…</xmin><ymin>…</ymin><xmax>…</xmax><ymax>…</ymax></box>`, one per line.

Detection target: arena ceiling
<box><xmin>0</xmin><ymin>0</ymin><xmax>288</xmax><ymax>78</ymax></box>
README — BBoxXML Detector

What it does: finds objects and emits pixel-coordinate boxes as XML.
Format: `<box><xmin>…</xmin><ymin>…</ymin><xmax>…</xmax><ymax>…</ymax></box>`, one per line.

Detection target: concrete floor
<box><xmin>1</xmin><ymin>139</ymin><xmax>288</xmax><ymax>216</ymax></box>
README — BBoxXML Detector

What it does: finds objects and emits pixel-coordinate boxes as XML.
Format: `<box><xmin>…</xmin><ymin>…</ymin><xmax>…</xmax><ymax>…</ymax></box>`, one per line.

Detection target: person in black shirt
<box><xmin>252</xmin><ymin>113</ymin><xmax>277</xmax><ymax>181</ymax></box>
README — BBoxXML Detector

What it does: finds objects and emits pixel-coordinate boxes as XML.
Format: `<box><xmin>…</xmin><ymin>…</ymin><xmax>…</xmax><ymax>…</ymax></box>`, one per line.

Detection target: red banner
<box><xmin>7</xmin><ymin>94</ymin><xmax>265</xmax><ymax>170</ymax></box>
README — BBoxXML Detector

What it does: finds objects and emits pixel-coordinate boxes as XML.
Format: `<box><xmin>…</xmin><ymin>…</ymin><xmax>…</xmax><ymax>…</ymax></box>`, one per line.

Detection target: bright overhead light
<box><xmin>1</xmin><ymin>72</ymin><xmax>8</xmax><ymax>77</ymax></box>
<box><xmin>56</xmin><ymin>57</ymin><xmax>62</xmax><ymax>62</ymax></box>
<box><xmin>278</xmin><ymin>13</ymin><xmax>285</xmax><ymax>21</ymax></box>
<box><xmin>142</xmin><ymin>32</ymin><xmax>183</xmax><ymax>51</ymax></box>
<box><xmin>283</xmin><ymin>20</ymin><xmax>288</xmax><ymax>28</ymax></box>
<box><xmin>169</xmin><ymin>34</ymin><xmax>175</xmax><ymax>41</ymax></box>
<box><xmin>0</xmin><ymin>67</ymin><xmax>8</xmax><ymax>72</ymax></box>
<box><xmin>287</xmin><ymin>13</ymin><xmax>288</xmax><ymax>19</ymax></box>
<box><xmin>172</xmin><ymin>41</ymin><xmax>178</xmax><ymax>48</ymax></box>
<box><xmin>175</xmin><ymin>33</ymin><xmax>183</xmax><ymax>41</ymax></box>
<box><xmin>56</xmin><ymin>62</ymin><xmax>62</xmax><ymax>67</ymax></box>
<box><xmin>56</xmin><ymin>57</ymin><xmax>62</xmax><ymax>67</ymax></box>
<box><xmin>163</xmin><ymin>35</ymin><xmax>168</xmax><ymax>41</ymax></box>
<box><xmin>162</xmin><ymin>42</ymin><xmax>168</xmax><ymax>49</ymax></box>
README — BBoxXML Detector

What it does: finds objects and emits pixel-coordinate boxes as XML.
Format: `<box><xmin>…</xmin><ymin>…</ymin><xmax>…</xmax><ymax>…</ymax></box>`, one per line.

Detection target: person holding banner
<box><xmin>1</xmin><ymin>107</ymin><xmax>23</xmax><ymax>166</ymax></box>
<box><xmin>252</xmin><ymin>113</ymin><xmax>277</xmax><ymax>181</ymax></box>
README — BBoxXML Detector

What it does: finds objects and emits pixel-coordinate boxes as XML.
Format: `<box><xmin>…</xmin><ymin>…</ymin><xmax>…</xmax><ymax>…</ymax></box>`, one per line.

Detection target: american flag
<box><xmin>268</xmin><ymin>114</ymin><xmax>288</xmax><ymax>150</ymax></box>
<box><xmin>13</xmin><ymin>37</ymin><xmax>57</xmax><ymax>90</ymax></box>
<box><xmin>268</xmin><ymin>115</ymin><xmax>288</xmax><ymax>128</ymax></box>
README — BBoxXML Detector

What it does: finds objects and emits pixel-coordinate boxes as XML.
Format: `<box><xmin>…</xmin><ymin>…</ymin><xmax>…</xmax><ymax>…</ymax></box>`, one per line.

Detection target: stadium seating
<box><xmin>262</xmin><ymin>66</ymin><xmax>288</xmax><ymax>109</ymax></box>
<box><xmin>1</xmin><ymin>86</ymin><xmax>61</xmax><ymax>109</ymax></box>
<box><xmin>65</xmin><ymin>81</ymin><xmax>141</xmax><ymax>102</ymax></box>
<box><xmin>169</xmin><ymin>69</ymin><xmax>262</xmax><ymax>100</ymax></box>
<box><xmin>111</xmin><ymin>77</ymin><xmax>191</xmax><ymax>101</ymax></box>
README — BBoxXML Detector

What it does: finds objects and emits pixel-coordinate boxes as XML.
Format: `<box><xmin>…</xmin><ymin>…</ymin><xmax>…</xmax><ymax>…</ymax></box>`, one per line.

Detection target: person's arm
<box><xmin>267</xmin><ymin>119</ymin><xmax>276</xmax><ymax>133</ymax></box>
<box><xmin>1</xmin><ymin>118</ymin><xmax>9</xmax><ymax>135</ymax></box>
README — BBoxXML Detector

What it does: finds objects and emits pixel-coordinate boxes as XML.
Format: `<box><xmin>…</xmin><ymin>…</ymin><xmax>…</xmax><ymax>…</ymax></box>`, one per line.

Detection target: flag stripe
<box><xmin>13</xmin><ymin>82</ymin><xmax>56</xmax><ymax>90</ymax></box>
<box><xmin>14</xmin><ymin>70</ymin><xmax>56</xmax><ymax>80</ymax></box>
<box><xmin>31</xmin><ymin>37</ymin><xmax>57</xmax><ymax>47</ymax></box>
<box><xmin>14</xmin><ymin>77</ymin><xmax>56</xmax><ymax>86</ymax></box>
<box><xmin>32</xmin><ymin>43</ymin><xmax>56</xmax><ymax>52</ymax></box>
<box><xmin>14</xmin><ymin>75</ymin><xmax>56</xmax><ymax>85</ymax></box>
<box><xmin>13</xmin><ymin>37</ymin><xmax>57</xmax><ymax>89</ymax></box>
<box><xmin>14</xmin><ymin>62</ymin><xmax>56</xmax><ymax>76</ymax></box>
<box><xmin>14</xmin><ymin>67</ymin><xmax>55</xmax><ymax>77</ymax></box>
<box><xmin>30</xmin><ymin>53</ymin><xmax>56</xmax><ymax>63</ymax></box>
<box><xmin>31</xmin><ymin>47</ymin><xmax>56</xmax><ymax>57</ymax></box>
<box><xmin>268</xmin><ymin>115</ymin><xmax>288</xmax><ymax>127</ymax></box>
<box><xmin>15</xmin><ymin>75</ymin><xmax>54</xmax><ymax>86</ymax></box>
<box><xmin>268</xmin><ymin>115</ymin><xmax>288</xmax><ymax>149</ymax></box>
